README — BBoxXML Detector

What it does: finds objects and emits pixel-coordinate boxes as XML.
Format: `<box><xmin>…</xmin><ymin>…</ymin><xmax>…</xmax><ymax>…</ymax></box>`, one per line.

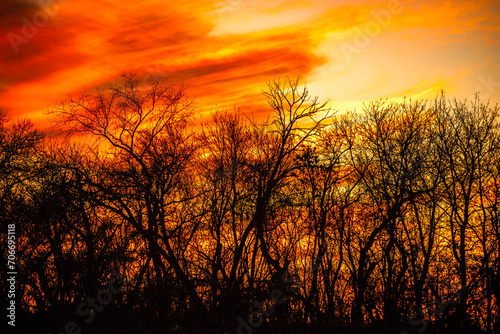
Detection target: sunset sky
<box><xmin>1</xmin><ymin>0</ymin><xmax>499</xmax><ymax>130</ymax></box>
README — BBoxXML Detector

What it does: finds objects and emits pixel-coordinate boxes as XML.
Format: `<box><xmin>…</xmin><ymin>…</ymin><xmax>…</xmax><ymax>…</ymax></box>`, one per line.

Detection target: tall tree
<box><xmin>51</xmin><ymin>74</ymin><xmax>205</xmax><ymax>315</ymax></box>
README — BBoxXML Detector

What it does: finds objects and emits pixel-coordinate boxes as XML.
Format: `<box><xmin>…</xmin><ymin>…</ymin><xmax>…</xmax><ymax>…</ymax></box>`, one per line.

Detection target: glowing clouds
<box><xmin>0</xmin><ymin>0</ymin><xmax>499</xmax><ymax>130</ymax></box>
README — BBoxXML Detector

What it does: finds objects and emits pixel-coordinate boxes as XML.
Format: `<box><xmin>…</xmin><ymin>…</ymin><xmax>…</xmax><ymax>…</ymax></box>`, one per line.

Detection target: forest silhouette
<box><xmin>1</xmin><ymin>75</ymin><xmax>499</xmax><ymax>334</ymax></box>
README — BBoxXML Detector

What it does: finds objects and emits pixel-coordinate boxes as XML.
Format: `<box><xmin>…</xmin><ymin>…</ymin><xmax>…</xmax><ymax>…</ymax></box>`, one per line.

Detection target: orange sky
<box><xmin>1</xmin><ymin>0</ymin><xmax>499</xmax><ymax>130</ymax></box>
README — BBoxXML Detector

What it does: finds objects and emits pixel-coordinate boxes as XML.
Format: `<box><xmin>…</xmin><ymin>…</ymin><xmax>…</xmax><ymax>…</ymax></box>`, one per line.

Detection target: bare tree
<box><xmin>51</xmin><ymin>74</ymin><xmax>206</xmax><ymax>314</ymax></box>
<box><xmin>434</xmin><ymin>95</ymin><xmax>500</xmax><ymax>331</ymax></box>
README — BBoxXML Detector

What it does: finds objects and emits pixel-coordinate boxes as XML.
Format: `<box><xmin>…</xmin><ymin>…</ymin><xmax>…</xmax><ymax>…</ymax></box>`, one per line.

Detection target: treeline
<box><xmin>1</xmin><ymin>76</ymin><xmax>499</xmax><ymax>333</ymax></box>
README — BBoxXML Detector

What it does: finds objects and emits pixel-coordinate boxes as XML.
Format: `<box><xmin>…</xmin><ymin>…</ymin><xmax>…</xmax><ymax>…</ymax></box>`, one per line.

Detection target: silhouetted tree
<box><xmin>51</xmin><ymin>74</ymin><xmax>205</xmax><ymax>317</ymax></box>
